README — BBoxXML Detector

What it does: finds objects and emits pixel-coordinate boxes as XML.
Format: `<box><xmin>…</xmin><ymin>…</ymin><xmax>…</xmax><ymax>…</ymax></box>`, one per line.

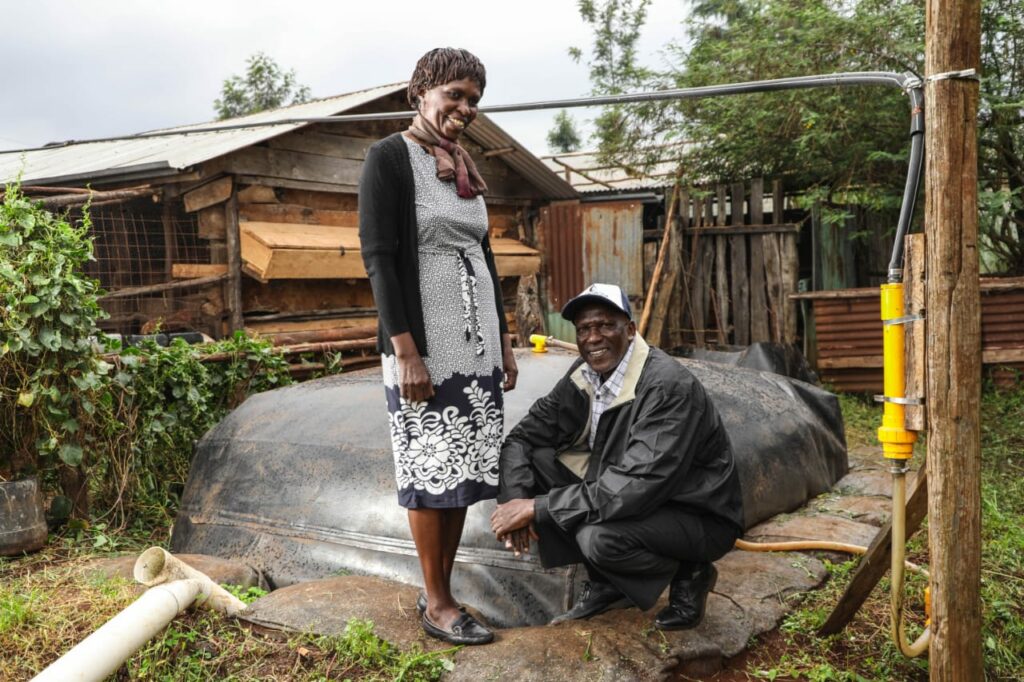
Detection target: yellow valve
<box><xmin>528</xmin><ymin>334</ymin><xmax>549</xmax><ymax>353</ymax></box>
<box><xmin>878</xmin><ymin>283</ymin><xmax>917</xmax><ymax>459</ymax></box>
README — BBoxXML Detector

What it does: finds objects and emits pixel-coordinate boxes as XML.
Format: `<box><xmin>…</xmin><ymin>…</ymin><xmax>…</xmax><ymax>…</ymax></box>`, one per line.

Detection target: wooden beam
<box><xmin>730</xmin><ymin>182</ymin><xmax>749</xmax><ymax>346</ymax></box>
<box><xmin>764</xmin><ymin>180</ymin><xmax>785</xmax><ymax>342</ymax></box>
<box><xmin>715</xmin><ymin>185</ymin><xmax>730</xmax><ymax>344</ymax></box>
<box><xmin>684</xmin><ymin>223</ymin><xmax>800</xmax><ymax>235</ymax></box>
<box><xmin>639</xmin><ymin>184</ymin><xmax>681</xmax><ymax>336</ymax></box>
<box><xmin>748</xmin><ymin>177</ymin><xmax>769</xmax><ymax>342</ymax></box>
<box><xmin>549</xmin><ymin>157</ymin><xmax>615</xmax><ymax>190</ymax></box>
<box><xmin>226</xmin><ymin>147</ymin><xmax>362</xmax><ymax>186</ymax></box>
<box><xmin>224</xmin><ymin>189</ymin><xmax>244</xmax><ymax>333</ymax></box>
<box><xmin>172</xmin><ymin>263</ymin><xmax>229</xmax><ymax>279</ymax></box>
<box><xmin>98</xmin><ymin>274</ymin><xmax>227</xmax><ymax>300</ymax></box>
<box><xmin>184</xmin><ymin>176</ymin><xmax>233</xmax><ymax>213</ymax></box>
<box><xmin>904</xmin><ymin>233</ymin><xmax>927</xmax><ymax>430</ymax></box>
<box><xmin>819</xmin><ymin>466</ymin><xmax>928</xmax><ymax>636</ymax></box>
<box><xmin>925</xmin><ymin>0</ymin><xmax>983</xmax><ymax>673</ymax></box>
<box><xmin>482</xmin><ymin>146</ymin><xmax>516</xmax><ymax>158</ymax></box>
<box><xmin>237</xmin><ymin>185</ymin><xmax>279</xmax><ymax>204</ymax></box>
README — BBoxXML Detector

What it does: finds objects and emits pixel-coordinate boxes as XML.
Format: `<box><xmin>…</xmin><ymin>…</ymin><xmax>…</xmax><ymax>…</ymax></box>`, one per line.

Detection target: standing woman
<box><xmin>359</xmin><ymin>48</ymin><xmax>517</xmax><ymax>645</ymax></box>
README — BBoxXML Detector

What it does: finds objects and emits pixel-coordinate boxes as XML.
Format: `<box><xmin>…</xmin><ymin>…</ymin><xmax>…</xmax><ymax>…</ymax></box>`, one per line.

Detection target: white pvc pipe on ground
<box><xmin>33</xmin><ymin>548</ymin><xmax>248</xmax><ymax>682</ymax></box>
<box><xmin>32</xmin><ymin>579</ymin><xmax>203</xmax><ymax>682</ymax></box>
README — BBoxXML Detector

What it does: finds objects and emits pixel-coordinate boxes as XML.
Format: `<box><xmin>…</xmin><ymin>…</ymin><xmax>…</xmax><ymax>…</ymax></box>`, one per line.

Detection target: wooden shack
<box><xmin>1</xmin><ymin>83</ymin><xmax>577</xmax><ymax>361</ymax></box>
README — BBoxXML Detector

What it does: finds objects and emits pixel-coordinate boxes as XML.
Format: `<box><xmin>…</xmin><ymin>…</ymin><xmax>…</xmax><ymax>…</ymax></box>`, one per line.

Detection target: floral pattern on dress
<box><xmin>384</xmin><ymin>369</ymin><xmax>503</xmax><ymax>507</ymax></box>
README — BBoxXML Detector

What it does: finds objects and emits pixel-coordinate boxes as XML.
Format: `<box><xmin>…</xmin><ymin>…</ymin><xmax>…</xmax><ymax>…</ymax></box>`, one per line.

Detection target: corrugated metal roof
<box><xmin>540</xmin><ymin>149</ymin><xmax>685</xmax><ymax>193</ymax></box>
<box><xmin>466</xmin><ymin>115</ymin><xmax>577</xmax><ymax>200</ymax></box>
<box><xmin>0</xmin><ymin>83</ymin><xmax>407</xmax><ymax>186</ymax></box>
<box><xmin>1</xmin><ymin>83</ymin><xmax>577</xmax><ymax>200</ymax></box>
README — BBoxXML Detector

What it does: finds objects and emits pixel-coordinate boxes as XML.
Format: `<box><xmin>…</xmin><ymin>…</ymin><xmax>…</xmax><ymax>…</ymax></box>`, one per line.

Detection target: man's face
<box><xmin>573</xmin><ymin>303</ymin><xmax>636</xmax><ymax>380</ymax></box>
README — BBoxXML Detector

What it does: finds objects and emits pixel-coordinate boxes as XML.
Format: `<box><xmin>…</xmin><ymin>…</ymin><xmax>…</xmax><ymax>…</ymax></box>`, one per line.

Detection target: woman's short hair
<box><xmin>407</xmin><ymin>48</ymin><xmax>486</xmax><ymax>108</ymax></box>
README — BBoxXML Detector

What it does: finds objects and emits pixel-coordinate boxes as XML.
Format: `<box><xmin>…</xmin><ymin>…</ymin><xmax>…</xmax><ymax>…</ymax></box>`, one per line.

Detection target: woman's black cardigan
<box><xmin>358</xmin><ymin>132</ymin><xmax>509</xmax><ymax>357</ymax></box>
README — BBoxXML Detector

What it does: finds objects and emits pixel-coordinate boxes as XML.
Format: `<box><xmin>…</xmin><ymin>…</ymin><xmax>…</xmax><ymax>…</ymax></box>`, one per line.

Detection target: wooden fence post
<box><xmin>730</xmin><ymin>182</ymin><xmax>749</xmax><ymax>345</ymax></box>
<box><xmin>715</xmin><ymin>185</ymin><xmax>730</xmax><ymax>344</ymax></box>
<box><xmin>224</xmin><ymin>187</ymin><xmax>244</xmax><ymax>334</ymax></box>
<box><xmin>925</xmin><ymin>0</ymin><xmax>983</xmax><ymax>675</ymax></box>
<box><xmin>748</xmin><ymin>178</ymin><xmax>769</xmax><ymax>342</ymax></box>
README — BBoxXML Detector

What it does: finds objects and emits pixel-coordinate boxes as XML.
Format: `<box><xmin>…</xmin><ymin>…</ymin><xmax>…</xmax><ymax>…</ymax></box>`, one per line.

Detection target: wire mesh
<box><xmin>74</xmin><ymin>198</ymin><xmax>215</xmax><ymax>337</ymax></box>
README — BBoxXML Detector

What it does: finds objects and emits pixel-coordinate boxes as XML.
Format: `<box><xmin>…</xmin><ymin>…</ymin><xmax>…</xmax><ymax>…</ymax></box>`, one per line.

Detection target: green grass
<box><xmin>746</xmin><ymin>384</ymin><xmax>1024</xmax><ymax>681</ymax></box>
<box><xmin>0</xmin><ymin>539</ymin><xmax>455</xmax><ymax>681</ymax></box>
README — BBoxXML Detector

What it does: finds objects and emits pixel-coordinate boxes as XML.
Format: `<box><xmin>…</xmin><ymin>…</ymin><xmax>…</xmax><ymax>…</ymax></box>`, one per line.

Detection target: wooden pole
<box><xmin>224</xmin><ymin>187</ymin><xmax>245</xmax><ymax>334</ymax></box>
<box><xmin>639</xmin><ymin>184</ymin><xmax>681</xmax><ymax>337</ymax></box>
<box><xmin>924</xmin><ymin>0</ymin><xmax>982</xmax><ymax>676</ymax></box>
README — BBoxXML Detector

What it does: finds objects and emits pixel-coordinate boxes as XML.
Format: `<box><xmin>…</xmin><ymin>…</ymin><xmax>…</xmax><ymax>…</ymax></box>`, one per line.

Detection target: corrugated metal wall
<box><xmin>581</xmin><ymin>201</ymin><xmax>644</xmax><ymax>302</ymax></box>
<box><xmin>539</xmin><ymin>200</ymin><xmax>583</xmax><ymax>341</ymax></box>
<box><xmin>799</xmin><ymin>280</ymin><xmax>1024</xmax><ymax>392</ymax></box>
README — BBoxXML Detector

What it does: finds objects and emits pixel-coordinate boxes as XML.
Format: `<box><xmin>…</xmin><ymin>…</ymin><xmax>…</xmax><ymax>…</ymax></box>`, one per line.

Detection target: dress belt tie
<box><xmin>456</xmin><ymin>249</ymin><xmax>486</xmax><ymax>356</ymax></box>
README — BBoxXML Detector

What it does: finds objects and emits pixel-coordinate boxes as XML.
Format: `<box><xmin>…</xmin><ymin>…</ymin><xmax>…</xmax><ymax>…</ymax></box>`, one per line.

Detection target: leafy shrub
<box><xmin>2</xmin><ymin>182</ymin><xmax>294</xmax><ymax>527</ymax></box>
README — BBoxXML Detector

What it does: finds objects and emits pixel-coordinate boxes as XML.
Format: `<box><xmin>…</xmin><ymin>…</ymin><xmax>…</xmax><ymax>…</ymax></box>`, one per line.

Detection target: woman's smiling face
<box><xmin>416</xmin><ymin>78</ymin><xmax>482</xmax><ymax>140</ymax></box>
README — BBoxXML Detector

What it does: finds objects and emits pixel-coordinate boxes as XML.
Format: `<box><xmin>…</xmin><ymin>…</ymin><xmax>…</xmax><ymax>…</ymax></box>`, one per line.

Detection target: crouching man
<box><xmin>490</xmin><ymin>283</ymin><xmax>744</xmax><ymax>629</ymax></box>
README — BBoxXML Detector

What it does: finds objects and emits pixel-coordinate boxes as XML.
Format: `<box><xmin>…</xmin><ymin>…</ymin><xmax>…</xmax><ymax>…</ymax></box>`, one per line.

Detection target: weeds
<box><xmin>747</xmin><ymin>385</ymin><xmax>1024</xmax><ymax>680</ymax></box>
<box><xmin>0</xmin><ymin>538</ymin><xmax>455</xmax><ymax>681</ymax></box>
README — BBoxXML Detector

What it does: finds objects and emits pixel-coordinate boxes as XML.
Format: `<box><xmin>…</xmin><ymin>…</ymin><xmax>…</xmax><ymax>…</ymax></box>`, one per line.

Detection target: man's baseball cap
<box><xmin>561</xmin><ymin>283</ymin><xmax>633</xmax><ymax>322</ymax></box>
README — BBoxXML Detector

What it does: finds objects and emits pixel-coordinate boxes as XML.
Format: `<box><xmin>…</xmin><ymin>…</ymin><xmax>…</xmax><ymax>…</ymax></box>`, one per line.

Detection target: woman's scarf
<box><xmin>406</xmin><ymin>115</ymin><xmax>488</xmax><ymax>199</ymax></box>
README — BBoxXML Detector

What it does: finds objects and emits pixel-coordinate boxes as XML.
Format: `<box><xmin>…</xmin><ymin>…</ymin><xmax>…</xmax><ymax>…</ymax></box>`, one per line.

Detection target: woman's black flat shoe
<box><xmin>416</xmin><ymin>592</ymin><xmax>467</xmax><ymax>615</ymax></box>
<box><xmin>421</xmin><ymin>612</ymin><xmax>494</xmax><ymax>645</ymax></box>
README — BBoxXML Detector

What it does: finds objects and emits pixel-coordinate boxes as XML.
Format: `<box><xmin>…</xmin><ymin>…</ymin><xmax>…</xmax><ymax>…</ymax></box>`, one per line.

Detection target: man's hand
<box><xmin>491</xmin><ymin>498</ymin><xmax>536</xmax><ymax>539</ymax></box>
<box><xmin>499</xmin><ymin>524</ymin><xmax>539</xmax><ymax>557</ymax></box>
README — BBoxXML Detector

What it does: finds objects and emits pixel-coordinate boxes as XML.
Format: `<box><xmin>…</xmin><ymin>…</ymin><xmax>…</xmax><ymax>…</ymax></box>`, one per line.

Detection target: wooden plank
<box><xmin>715</xmin><ymin>184</ymin><xmax>730</xmax><ymax>344</ymax></box>
<box><xmin>239</xmin><ymin>203</ymin><xmax>359</xmax><ymax>227</ymax></box>
<box><xmin>688</xmin><ymin>192</ymin><xmax>706</xmax><ymax>346</ymax></box>
<box><xmin>227</xmin><ymin>147</ymin><xmax>363</xmax><ymax>186</ymax></box>
<box><xmin>904</xmin><ymin>232</ymin><xmax>927</xmax><ymax>430</ymax></box>
<box><xmin>242</xmin><ymin>223</ymin><xmax>362</xmax><ymax>250</ymax></box>
<box><xmin>748</xmin><ymin>178</ymin><xmax>769</xmax><ymax>342</ymax></box>
<box><xmin>700</xmin><ymin>195</ymin><xmax>716</xmax><ymax>345</ymax></box>
<box><xmin>764</xmin><ymin>180</ymin><xmax>785</xmax><ymax>342</ymax></box>
<box><xmin>172</xmin><ymin>263</ymin><xmax>228</xmax><ymax>279</ymax></box>
<box><xmin>730</xmin><ymin>182</ymin><xmax>749</xmax><ymax>346</ymax></box>
<box><xmin>237</xmin><ymin>175</ymin><xmax>358</xmax><ymax>195</ymax></box>
<box><xmin>224</xmin><ymin>191</ymin><xmax>244</xmax><ymax>332</ymax></box>
<box><xmin>184</xmin><ymin>176</ymin><xmax>233</xmax><ymax>213</ymax></box>
<box><xmin>683</xmin><ymin>223</ymin><xmax>801</xmax><ymax>235</ymax></box>
<box><xmin>277</xmin><ymin>188</ymin><xmax>358</xmax><ymax>211</ymax></box>
<box><xmin>669</xmin><ymin>188</ymin><xmax>690</xmax><ymax>347</ymax></box>
<box><xmin>161</xmin><ymin>203</ymin><xmax>175</xmax><ymax>278</ymax></box>
<box><xmin>98</xmin><ymin>274</ymin><xmax>227</xmax><ymax>300</ymax></box>
<box><xmin>198</xmin><ymin>206</ymin><xmax>226</xmax><ymax>240</ymax></box>
<box><xmin>265</xmin><ymin>130</ymin><xmax>371</xmax><ymax>160</ymax></box>
<box><xmin>819</xmin><ymin>466</ymin><xmax>928</xmax><ymax>636</ymax></box>
<box><xmin>982</xmin><ymin>348</ymin><xmax>1024</xmax><ymax>363</ymax></box>
<box><xmin>237</xmin><ymin>185</ymin><xmax>279</xmax><ymax>204</ymax></box>
<box><xmin>817</xmin><ymin>355</ymin><xmax>884</xmax><ymax>369</ymax></box>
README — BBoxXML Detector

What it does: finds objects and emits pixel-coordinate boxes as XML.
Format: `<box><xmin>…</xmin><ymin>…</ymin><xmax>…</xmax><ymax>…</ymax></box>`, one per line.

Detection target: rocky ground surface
<box><xmin>92</xmin><ymin>445</ymin><xmax>896</xmax><ymax>680</ymax></box>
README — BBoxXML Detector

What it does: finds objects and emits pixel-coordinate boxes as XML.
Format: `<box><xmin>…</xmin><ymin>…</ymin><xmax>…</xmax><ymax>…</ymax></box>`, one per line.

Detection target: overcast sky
<box><xmin>1</xmin><ymin>1</ymin><xmax>690</xmax><ymax>156</ymax></box>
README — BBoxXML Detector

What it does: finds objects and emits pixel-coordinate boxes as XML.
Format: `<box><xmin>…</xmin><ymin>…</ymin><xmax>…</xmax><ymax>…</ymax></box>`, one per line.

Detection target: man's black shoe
<box><xmin>655</xmin><ymin>563</ymin><xmax>717</xmax><ymax>631</ymax></box>
<box><xmin>421</xmin><ymin>611</ymin><xmax>494</xmax><ymax>645</ymax></box>
<box><xmin>549</xmin><ymin>581</ymin><xmax>631</xmax><ymax>625</ymax></box>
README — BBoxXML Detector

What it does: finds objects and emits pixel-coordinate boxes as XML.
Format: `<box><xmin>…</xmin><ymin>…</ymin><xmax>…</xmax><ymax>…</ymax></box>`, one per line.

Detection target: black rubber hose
<box><xmin>887</xmin><ymin>84</ymin><xmax>926</xmax><ymax>282</ymax></box>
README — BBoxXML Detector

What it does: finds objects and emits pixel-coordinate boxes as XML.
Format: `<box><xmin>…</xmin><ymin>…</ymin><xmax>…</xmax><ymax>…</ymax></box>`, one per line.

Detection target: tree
<box><xmin>547</xmin><ymin>110</ymin><xmax>584</xmax><ymax>153</ymax></box>
<box><xmin>574</xmin><ymin>0</ymin><xmax>1024</xmax><ymax>273</ymax></box>
<box><xmin>214</xmin><ymin>52</ymin><xmax>312</xmax><ymax>120</ymax></box>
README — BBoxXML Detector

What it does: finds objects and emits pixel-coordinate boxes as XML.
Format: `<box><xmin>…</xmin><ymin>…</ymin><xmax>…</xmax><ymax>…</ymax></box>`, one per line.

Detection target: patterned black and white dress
<box><xmin>381</xmin><ymin>136</ymin><xmax>504</xmax><ymax>508</ymax></box>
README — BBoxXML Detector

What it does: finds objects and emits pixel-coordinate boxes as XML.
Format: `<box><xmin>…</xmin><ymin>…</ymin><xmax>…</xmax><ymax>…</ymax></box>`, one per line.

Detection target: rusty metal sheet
<box><xmin>581</xmin><ymin>201</ymin><xmax>644</xmax><ymax>303</ymax></box>
<box><xmin>540</xmin><ymin>200</ymin><xmax>583</xmax><ymax>315</ymax></box>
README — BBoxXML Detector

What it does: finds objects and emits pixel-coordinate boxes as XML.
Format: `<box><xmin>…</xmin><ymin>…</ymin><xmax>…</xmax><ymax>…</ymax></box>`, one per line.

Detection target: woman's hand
<box><xmin>392</xmin><ymin>333</ymin><xmax>434</xmax><ymax>402</ymax></box>
<box><xmin>502</xmin><ymin>334</ymin><xmax>518</xmax><ymax>392</ymax></box>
